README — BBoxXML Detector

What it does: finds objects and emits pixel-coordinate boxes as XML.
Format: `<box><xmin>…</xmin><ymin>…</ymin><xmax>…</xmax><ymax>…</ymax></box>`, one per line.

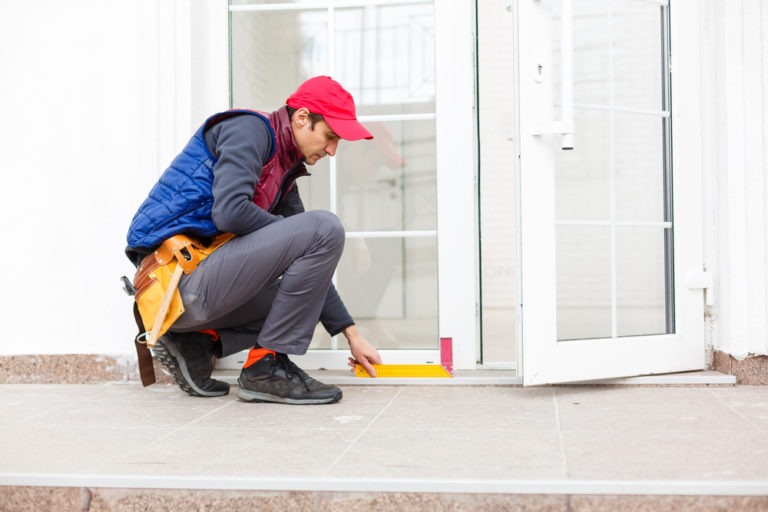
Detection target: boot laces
<box><xmin>275</xmin><ymin>353</ymin><xmax>310</xmax><ymax>391</ymax></box>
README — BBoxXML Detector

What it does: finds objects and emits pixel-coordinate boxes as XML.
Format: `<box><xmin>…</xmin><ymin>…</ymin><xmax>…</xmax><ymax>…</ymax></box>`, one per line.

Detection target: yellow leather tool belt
<box><xmin>132</xmin><ymin>233</ymin><xmax>234</xmax><ymax>341</ymax></box>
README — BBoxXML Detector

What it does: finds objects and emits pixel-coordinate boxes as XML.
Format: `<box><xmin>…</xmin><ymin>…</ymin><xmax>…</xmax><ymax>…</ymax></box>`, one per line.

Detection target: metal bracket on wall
<box><xmin>686</xmin><ymin>269</ymin><xmax>714</xmax><ymax>306</ymax></box>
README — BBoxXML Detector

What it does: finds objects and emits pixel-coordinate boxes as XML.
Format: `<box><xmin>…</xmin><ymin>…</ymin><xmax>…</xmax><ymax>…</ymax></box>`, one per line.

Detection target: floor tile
<box><xmin>21</xmin><ymin>393</ymin><xmax>234</xmax><ymax>430</ymax></box>
<box><xmin>0</xmin><ymin>425</ymin><xmax>175</xmax><ymax>474</ymax></box>
<box><xmin>394</xmin><ymin>386</ymin><xmax>554</xmax><ymax>404</ymax></box>
<box><xmin>562</xmin><ymin>428</ymin><xmax>768</xmax><ymax>480</ymax></box>
<box><xmin>328</xmin><ymin>428</ymin><xmax>566</xmax><ymax>479</ymax></box>
<box><xmin>708</xmin><ymin>386</ymin><xmax>768</xmax><ymax>431</ymax></box>
<box><xmin>190</xmin><ymin>398</ymin><xmax>385</xmax><ymax>433</ymax></box>
<box><xmin>369</xmin><ymin>399</ymin><xmax>557</xmax><ymax>432</ymax></box>
<box><xmin>556</xmin><ymin>397</ymin><xmax>750</xmax><ymax>432</ymax></box>
<box><xmin>116</xmin><ymin>427</ymin><xmax>354</xmax><ymax>477</ymax></box>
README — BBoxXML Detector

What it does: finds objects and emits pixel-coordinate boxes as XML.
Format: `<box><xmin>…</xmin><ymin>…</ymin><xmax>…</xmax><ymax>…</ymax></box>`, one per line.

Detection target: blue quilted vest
<box><xmin>126</xmin><ymin>110</ymin><xmax>277</xmax><ymax>251</ymax></box>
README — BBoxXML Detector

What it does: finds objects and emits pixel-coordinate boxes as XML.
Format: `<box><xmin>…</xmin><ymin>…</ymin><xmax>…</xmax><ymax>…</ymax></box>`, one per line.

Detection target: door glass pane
<box><xmin>550</xmin><ymin>0</ymin><xmax>672</xmax><ymax>340</ymax></box>
<box><xmin>554</xmin><ymin>109</ymin><xmax>610</xmax><ymax>221</ymax></box>
<box><xmin>230</xmin><ymin>2</ymin><xmax>439</xmax><ymax>352</ymax></box>
<box><xmin>231</xmin><ymin>9</ymin><xmax>329</xmax><ymax>109</ymax></box>
<box><xmin>477</xmin><ymin>0</ymin><xmax>517</xmax><ymax>364</ymax></box>
<box><xmin>335</xmin><ymin>5</ymin><xmax>435</xmax><ymax>116</ymax></box>
<box><xmin>556</xmin><ymin>226</ymin><xmax>612</xmax><ymax>341</ymax></box>
<box><xmin>615</xmin><ymin>112</ymin><xmax>664</xmax><ymax>222</ymax></box>
<box><xmin>328</xmin><ymin>236</ymin><xmax>438</xmax><ymax>350</ymax></box>
<box><xmin>613</xmin><ymin>0</ymin><xmax>664</xmax><ymax>111</ymax></box>
<box><xmin>336</xmin><ymin>120</ymin><xmax>435</xmax><ymax>232</ymax></box>
<box><xmin>616</xmin><ymin>228</ymin><xmax>667</xmax><ymax>337</ymax></box>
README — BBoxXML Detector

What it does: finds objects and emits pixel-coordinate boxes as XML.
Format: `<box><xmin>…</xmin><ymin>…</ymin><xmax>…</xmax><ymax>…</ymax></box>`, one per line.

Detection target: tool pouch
<box><xmin>131</xmin><ymin>232</ymin><xmax>234</xmax><ymax>386</ymax></box>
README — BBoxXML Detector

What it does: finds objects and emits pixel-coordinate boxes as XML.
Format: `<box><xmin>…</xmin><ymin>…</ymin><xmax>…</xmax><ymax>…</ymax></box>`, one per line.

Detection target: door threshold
<box><xmin>212</xmin><ymin>369</ymin><xmax>735</xmax><ymax>386</ymax></box>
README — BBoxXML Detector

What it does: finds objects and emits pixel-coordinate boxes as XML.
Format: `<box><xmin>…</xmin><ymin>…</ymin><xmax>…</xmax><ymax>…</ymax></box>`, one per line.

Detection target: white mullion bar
<box><xmin>230</xmin><ymin>0</ymin><xmax>432</xmax><ymax>13</ymax></box>
<box><xmin>608</xmin><ymin>2</ymin><xmax>617</xmax><ymax>339</ymax></box>
<box><xmin>556</xmin><ymin>221</ymin><xmax>672</xmax><ymax>228</ymax></box>
<box><xmin>357</xmin><ymin>113</ymin><xmax>436</xmax><ymax>122</ymax></box>
<box><xmin>346</xmin><ymin>230</ymin><xmax>437</xmax><ymax>238</ymax></box>
<box><xmin>573</xmin><ymin>103</ymin><xmax>669</xmax><ymax>118</ymax></box>
<box><xmin>328</xmin><ymin>4</ymin><xmax>338</xmax><ymax>351</ymax></box>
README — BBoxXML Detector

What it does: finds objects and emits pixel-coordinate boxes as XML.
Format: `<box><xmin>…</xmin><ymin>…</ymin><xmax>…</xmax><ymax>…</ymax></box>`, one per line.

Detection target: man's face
<box><xmin>292</xmin><ymin>110</ymin><xmax>341</xmax><ymax>165</ymax></box>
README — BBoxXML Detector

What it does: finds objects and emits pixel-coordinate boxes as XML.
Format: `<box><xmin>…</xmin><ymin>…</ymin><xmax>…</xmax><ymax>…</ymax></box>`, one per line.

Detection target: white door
<box><xmin>518</xmin><ymin>0</ymin><xmax>706</xmax><ymax>385</ymax></box>
<box><xmin>220</xmin><ymin>0</ymin><xmax>477</xmax><ymax>371</ymax></box>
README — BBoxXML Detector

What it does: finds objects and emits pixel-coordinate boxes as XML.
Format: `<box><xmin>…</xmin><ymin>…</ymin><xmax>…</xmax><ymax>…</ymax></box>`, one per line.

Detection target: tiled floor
<box><xmin>1</xmin><ymin>381</ymin><xmax>768</xmax><ymax>494</ymax></box>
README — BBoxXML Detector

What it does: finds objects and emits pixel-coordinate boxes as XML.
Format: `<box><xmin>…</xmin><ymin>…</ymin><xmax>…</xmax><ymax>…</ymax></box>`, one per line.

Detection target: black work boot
<box><xmin>152</xmin><ymin>332</ymin><xmax>229</xmax><ymax>397</ymax></box>
<box><xmin>237</xmin><ymin>353</ymin><xmax>342</xmax><ymax>404</ymax></box>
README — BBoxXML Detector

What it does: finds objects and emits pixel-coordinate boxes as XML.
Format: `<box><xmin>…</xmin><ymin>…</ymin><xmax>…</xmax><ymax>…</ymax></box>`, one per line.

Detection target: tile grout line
<box><xmin>706</xmin><ymin>388</ymin><xmax>767</xmax><ymax>433</ymax></box>
<box><xmin>551</xmin><ymin>388</ymin><xmax>570</xmax><ymax>479</ymax></box>
<box><xmin>324</xmin><ymin>388</ymin><xmax>404</xmax><ymax>474</ymax></box>
<box><xmin>120</xmin><ymin>400</ymin><xmax>235</xmax><ymax>460</ymax></box>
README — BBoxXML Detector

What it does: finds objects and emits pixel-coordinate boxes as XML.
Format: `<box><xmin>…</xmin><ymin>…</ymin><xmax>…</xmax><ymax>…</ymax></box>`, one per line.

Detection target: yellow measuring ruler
<box><xmin>355</xmin><ymin>364</ymin><xmax>452</xmax><ymax>378</ymax></box>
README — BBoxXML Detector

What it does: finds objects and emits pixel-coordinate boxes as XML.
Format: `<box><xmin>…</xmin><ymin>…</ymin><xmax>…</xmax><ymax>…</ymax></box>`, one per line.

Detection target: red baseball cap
<box><xmin>286</xmin><ymin>76</ymin><xmax>373</xmax><ymax>141</ymax></box>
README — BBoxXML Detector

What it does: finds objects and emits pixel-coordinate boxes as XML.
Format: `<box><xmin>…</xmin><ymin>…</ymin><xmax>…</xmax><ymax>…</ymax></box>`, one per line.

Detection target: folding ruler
<box><xmin>355</xmin><ymin>338</ymin><xmax>453</xmax><ymax>378</ymax></box>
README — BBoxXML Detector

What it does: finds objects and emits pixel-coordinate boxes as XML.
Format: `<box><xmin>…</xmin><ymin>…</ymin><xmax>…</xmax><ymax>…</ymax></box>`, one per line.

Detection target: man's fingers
<box><xmin>360</xmin><ymin>358</ymin><xmax>377</xmax><ymax>378</ymax></box>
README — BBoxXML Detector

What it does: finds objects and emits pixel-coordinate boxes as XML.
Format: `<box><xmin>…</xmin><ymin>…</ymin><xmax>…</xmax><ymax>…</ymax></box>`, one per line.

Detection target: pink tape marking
<box><xmin>440</xmin><ymin>337</ymin><xmax>453</xmax><ymax>375</ymax></box>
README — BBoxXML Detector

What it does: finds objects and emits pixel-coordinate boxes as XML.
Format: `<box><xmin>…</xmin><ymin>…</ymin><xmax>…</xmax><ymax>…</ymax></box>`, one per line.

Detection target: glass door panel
<box><xmin>229</xmin><ymin>0</ymin><xmax>442</xmax><ymax>367</ymax></box>
<box><xmin>549</xmin><ymin>0</ymin><xmax>673</xmax><ymax>341</ymax></box>
<box><xmin>477</xmin><ymin>0</ymin><xmax>518</xmax><ymax>366</ymax></box>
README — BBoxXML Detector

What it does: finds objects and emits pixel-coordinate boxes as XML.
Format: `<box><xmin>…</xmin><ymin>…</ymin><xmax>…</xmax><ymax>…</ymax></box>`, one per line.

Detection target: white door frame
<box><xmin>178</xmin><ymin>0</ymin><xmax>479</xmax><ymax>371</ymax></box>
<box><xmin>518</xmin><ymin>0</ymin><xmax>706</xmax><ymax>385</ymax></box>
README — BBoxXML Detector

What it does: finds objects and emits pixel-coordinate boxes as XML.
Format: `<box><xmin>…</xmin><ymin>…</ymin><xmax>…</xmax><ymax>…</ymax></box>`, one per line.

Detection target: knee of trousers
<box><xmin>308</xmin><ymin>210</ymin><xmax>345</xmax><ymax>249</ymax></box>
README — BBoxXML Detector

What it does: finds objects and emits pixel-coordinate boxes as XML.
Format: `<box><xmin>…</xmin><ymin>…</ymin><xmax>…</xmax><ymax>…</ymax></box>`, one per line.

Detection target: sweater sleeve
<box><xmin>205</xmin><ymin>114</ymin><xmax>282</xmax><ymax>234</ymax></box>
<box><xmin>320</xmin><ymin>284</ymin><xmax>356</xmax><ymax>336</ymax></box>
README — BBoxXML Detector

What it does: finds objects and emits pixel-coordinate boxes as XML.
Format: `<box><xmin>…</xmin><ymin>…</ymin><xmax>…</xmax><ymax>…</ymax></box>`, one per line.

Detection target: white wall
<box><xmin>701</xmin><ymin>0</ymin><xmax>768</xmax><ymax>358</ymax></box>
<box><xmin>0</xmin><ymin>0</ymin><xmax>228</xmax><ymax>356</ymax></box>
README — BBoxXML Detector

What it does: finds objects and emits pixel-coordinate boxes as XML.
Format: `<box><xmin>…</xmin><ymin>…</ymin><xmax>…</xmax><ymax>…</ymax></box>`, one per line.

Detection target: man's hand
<box><xmin>343</xmin><ymin>325</ymin><xmax>382</xmax><ymax>377</ymax></box>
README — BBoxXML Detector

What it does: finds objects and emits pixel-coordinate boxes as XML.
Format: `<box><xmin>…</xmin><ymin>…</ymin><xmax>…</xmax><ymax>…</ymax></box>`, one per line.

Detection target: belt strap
<box><xmin>133</xmin><ymin>302</ymin><xmax>156</xmax><ymax>386</ymax></box>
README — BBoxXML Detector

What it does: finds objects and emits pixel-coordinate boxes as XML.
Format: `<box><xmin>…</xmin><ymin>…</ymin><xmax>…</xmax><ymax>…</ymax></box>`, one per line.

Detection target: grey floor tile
<box><xmin>0</xmin><ymin>425</ymin><xmax>175</xmax><ymax>474</ymax></box>
<box><xmin>327</xmin><ymin>428</ymin><xmax>566</xmax><ymax>479</ymax></box>
<box><xmin>562</xmin><ymin>428</ymin><xmax>768</xmax><ymax>480</ymax></box>
<box><xmin>190</xmin><ymin>399</ymin><xmax>385</xmax><ymax>433</ymax></box>
<box><xmin>394</xmin><ymin>386</ymin><xmax>554</xmax><ymax>404</ymax></box>
<box><xmin>556</xmin><ymin>398</ymin><xmax>750</xmax><ymax>432</ymax></box>
<box><xmin>369</xmin><ymin>399</ymin><xmax>558</xmax><ymax>432</ymax></box>
<box><xmin>554</xmin><ymin>386</ymin><xmax>716</xmax><ymax>404</ymax></box>
<box><xmin>708</xmin><ymin>386</ymin><xmax>768</xmax><ymax>432</ymax></box>
<box><xmin>116</xmin><ymin>427</ymin><xmax>354</xmax><ymax>476</ymax></box>
<box><xmin>21</xmin><ymin>393</ymin><xmax>234</xmax><ymax>430</ymax></box>
<box><xmin>0</xmin><ymin>384</ymin><xmax>106</xmax><ymax>426</ymax></box>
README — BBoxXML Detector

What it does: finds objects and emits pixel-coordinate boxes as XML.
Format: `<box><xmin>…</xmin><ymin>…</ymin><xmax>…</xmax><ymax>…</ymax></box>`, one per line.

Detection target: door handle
<box><xmin>531</xmin><ymin>0</ymin><xmax>574</xmax><ymax>150</ymax></box>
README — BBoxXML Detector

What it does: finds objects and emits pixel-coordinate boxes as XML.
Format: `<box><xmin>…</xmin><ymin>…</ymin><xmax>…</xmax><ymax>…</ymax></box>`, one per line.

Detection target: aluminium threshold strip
<box><xmin>1</xmin><ymin>473</ymin><xmax>767</xmax><ymax>496</ymax></box>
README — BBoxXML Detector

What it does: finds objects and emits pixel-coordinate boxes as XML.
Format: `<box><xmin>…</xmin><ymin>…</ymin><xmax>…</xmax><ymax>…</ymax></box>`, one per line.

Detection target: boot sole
<box><xmin>236</xmin><ymin>387</ymin><xmax>342</xmax><ymax>405</ymax></box>
<box><xmin>152</xmin><ymin>337</ymin><xmax>229</xmax><ymax>397</ymax></box>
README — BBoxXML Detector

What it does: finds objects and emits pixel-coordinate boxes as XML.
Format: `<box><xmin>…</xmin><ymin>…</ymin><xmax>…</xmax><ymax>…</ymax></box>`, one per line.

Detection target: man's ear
<box><xmin>293</xmin><ymin>107</ymin><xmax>310</xmax><ymax>127</ymax></box>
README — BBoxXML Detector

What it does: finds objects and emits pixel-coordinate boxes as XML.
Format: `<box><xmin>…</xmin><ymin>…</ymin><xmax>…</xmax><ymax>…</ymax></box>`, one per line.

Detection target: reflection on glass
<box><xmin>231</xmin><ymin>10</ymin><xmax>328</xmax><ymax>110</ymax></box>
<box><xmin>612</xmin><ymin>0</ymin><xmax>664</xmax><ymax>111</ymax></box>
<box><xmin>477</xmin><ymin>0</ymin><xmax>517</xmax><ymax>363</ymax></box>
<box><xmin>614</xmin><ymin>113</ymin><xmax>664</xmax><ymax>222</ymax></box>
<box><xmin>309</xmin><ymin>237</ymin><xmax>438</xmax><ymax>350</ymax></box>
<box><xmin>557</xmin><ymin>226</ymin><xmax>612</xmax><ymax>341</ymax></box>
<box><xmin>335</xmin><ymin>5</ymin><xmax>435</xmax><ymax>115</ymax></box>
<box><xmin>336</xmin><ymin>120</ymin><xmax>435</xmax><ymax>232</ymax></box>
<box><xmin>616</xmin><ymin>228</ymin><xmax>668</xmax><ymax>336</ymax></box>
<box><xmin>554</xmin><ymin>109</ymin><xmax>610</xmax><ymax>221</ymax></box>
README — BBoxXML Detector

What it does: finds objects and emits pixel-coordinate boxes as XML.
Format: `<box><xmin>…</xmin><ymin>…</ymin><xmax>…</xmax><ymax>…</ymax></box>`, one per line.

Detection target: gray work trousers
<box><xmin>170</xmin><ymin>210</ymin><xmax>345</xmax><ymax>357</ymax></box>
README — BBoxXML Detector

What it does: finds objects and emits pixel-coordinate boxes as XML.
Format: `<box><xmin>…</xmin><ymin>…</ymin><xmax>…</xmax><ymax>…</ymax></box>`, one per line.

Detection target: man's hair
<box><xmin>286</xmin><ymin>106</ymin><xmax>325</xmax><ymax>129</ymax></box>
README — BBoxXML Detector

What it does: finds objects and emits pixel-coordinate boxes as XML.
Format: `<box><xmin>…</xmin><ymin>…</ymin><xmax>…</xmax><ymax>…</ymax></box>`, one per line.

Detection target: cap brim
<box><xmin>324</xmin><ymin>117</ymin><xmax>374</xmax><ymax>141</ymax></box>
